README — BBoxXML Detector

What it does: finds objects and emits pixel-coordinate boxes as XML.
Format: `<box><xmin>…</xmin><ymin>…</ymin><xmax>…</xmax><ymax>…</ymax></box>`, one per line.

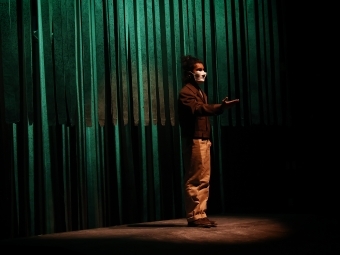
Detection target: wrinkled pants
<box><xmin>182</xmin><ymin>138</ymin><xmax>211</xmax><ymax>222</ymax></box>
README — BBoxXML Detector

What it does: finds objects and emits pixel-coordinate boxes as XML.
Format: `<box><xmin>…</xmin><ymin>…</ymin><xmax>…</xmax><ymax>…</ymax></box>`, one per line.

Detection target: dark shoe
<box><xmin>201</xmin><ymin>217</ymin><xmax>217</xmax><ymax>227</ymax></box>
<box><xmin>187</xmin><ymin>218</ymin><xmax>211</xmax><ymax>228</ymax></box>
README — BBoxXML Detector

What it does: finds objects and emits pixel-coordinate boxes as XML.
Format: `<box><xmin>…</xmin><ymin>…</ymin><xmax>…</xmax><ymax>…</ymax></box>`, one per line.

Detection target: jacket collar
<box><xmin>185</xmin><ymin>82</ymin><xmax>200</xmax><ymax>93</ymax></box>
<box><xmin>185</xmin><ymin>83</ymin><xmax>205</xmax><ymax>102</ymax></box>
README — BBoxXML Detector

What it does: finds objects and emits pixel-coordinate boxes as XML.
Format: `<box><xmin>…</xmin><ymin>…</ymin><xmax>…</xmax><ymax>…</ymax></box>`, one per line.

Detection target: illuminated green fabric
<box><xmin>0</xmin><ymin>0</ymin><xmax>290</xmax><ymax>238</ymax></box>
<box><xmin>0</xmin><ymin>0</ymin><xmax>20</xmax><ymax>123</ymax></box>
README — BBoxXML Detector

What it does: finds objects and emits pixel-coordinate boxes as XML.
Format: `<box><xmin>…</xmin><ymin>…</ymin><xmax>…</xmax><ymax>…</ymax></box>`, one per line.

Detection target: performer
<box><xmin>178</xmin><ymin>55</ymin><xmax>239</xmax><ymax>228</ymax></box>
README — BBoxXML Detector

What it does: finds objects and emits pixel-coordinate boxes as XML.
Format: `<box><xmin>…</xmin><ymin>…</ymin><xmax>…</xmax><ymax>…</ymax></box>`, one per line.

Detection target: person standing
<box><xmin>178</xmin><ymin>55</ymin><xmax>239</xmax><ymax>228</ymax></box>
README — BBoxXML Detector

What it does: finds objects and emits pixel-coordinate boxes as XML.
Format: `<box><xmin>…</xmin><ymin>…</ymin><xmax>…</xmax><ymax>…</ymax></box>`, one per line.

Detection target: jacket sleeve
<box><xmin>179</xmin><ymin>88</ymin><xmax>224</xmax><ymax>116</ymax></box>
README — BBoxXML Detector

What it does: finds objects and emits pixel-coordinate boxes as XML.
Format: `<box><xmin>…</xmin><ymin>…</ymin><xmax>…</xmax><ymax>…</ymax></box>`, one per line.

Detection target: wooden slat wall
<box><xmin>0</xmin><ymin>0</ymin><xmax>289</xmax><ymax>239</ymax></box>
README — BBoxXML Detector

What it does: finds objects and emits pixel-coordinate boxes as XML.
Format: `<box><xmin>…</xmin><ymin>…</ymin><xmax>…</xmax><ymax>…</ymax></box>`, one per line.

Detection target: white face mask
<box><xmin>190</xmin><ymin>70</ymin><xmax>207</xmax><ymax>82</ymax></box>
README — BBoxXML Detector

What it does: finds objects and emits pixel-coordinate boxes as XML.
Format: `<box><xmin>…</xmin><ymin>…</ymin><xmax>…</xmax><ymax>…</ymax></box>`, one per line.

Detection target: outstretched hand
<box><xmin>221</xmin><ymin>97</ymin><xmax>240</xmax><ymax>110</ymax></box>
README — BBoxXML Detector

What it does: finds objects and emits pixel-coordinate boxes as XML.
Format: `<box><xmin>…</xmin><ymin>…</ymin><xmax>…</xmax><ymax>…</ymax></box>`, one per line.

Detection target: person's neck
<box><xmin>190</xmin><ymin>81</ymin><xmax>201</xmax><ymax>89</ymax></box>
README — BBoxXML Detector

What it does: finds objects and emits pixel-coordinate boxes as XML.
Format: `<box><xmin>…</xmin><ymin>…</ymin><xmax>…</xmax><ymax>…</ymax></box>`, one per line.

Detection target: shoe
<box><xmin>187</xmin><ymin>218</ymin><xmax>211</xmax><ymax>228</ymax></box>
<box><xmin>201</xmin><ymin>217</ymin><xmax>217</xmax><ymax>227</ymax></box>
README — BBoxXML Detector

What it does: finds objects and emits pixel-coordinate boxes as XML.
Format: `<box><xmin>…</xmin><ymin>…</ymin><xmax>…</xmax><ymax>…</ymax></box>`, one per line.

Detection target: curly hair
<box><xmin>181</xmin><ymin>55</ymin><xmax>204</xmax><ymax>83</ymax></box>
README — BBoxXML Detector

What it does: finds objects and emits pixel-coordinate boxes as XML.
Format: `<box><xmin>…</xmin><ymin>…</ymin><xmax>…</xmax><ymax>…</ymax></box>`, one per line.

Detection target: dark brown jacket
<box><xmin>178</xmin><ymin>83</ymin><xmax>224</xmax><ymax>139</ymax></box>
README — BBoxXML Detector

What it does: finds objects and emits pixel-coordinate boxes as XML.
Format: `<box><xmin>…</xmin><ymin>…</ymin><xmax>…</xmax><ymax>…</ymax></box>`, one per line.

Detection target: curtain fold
<box><xmin>0</xmin><ymin>0</ymin><xmax>20</xmax><ymax>123</ymax></box>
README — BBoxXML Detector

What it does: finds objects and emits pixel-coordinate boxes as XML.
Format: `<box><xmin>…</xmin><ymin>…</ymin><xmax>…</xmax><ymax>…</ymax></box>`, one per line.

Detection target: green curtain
<box><xmin>0</xmin><ymin>0</ymin><xmax>290</xmax><ymax>239</ymax></box>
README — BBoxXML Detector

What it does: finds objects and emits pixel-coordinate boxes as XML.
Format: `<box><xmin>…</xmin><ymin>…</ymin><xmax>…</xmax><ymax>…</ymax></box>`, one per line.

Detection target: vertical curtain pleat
<box><xmin>66</xmin><ymin>0</ymin><xmax>78</xmax><ymax>126</ymax></box>
<box><xmin>153</xmin><ymin>0</ymin><xmax>166</xmax><ymax>125</ymax></box>
<box><xmin>22</xmin><ymin>0</ymin><xmax>34</xmax><ymax>125</ymax></box>
<box><xmin>81</xmin><ymin>0</ymin><xmax>93</xmax><ymax>127</ymax></box>
<box><xmin>86</xmin><ymin>124</ymin><xmax>100</xmax><ymax>228</ymax></box>
<box><xmin>203</xmin><ymin>0</ymin><xmax>214</xmax><ymax>116</ymax></box>
<box><xmin>118</xmin><ymin>1</ymin><xmax>129</xmax><ymax>125</ymax></box>
<box><xmin>53</xmin><ymin>0</ymin><xmax>67</xmax><ymax>125</ymax></box>
<box><xmin>145</xmin><ymin>0</ymin><xmax>162</xmax><ymax>220</ymax></box>
<box><xmin>179</xmin><ymin>0</ymin><xmax>188</xmax><ymax>53</ymax></box>
<box><xmin>136</xmin><ymin>1</ymin><xmax>149</xmax><ymax>127</ymax></box>
<box><xmin>27</xmin><ymin>124</ymin><xmax>35</xmax><ymax>235</ymax></box>
<box><xmin>0</xmin><ymin>0</ymin><xmax>20</xmax><ymax>123</ymax></box>
<box><xmin>214</xmin><ymin>0</ymin><xmax>229</xmax><ymax>126</ymax></box>
<box><xmin>11</xmin><ymin>128</ymin><xmax>17</xmax><ymax>236</ymax></box>
<box><xmin>127</xmin><ymin>0</ymin><xmax>139</xmax><ymax>126</ymax></box>
<box><xmin>194</xmin><ymin>1</ymin><xmax>203</xmax><ymax>58</ymax></box>
<box><xmin>37</xmin><ymin>0</ymin><xmax>54</xmax><ymax>234</ymax></box>
<box><xmin>105</xmin><ymin>0</ymin><xmax>123</xmax><ymax>223</ymax></box>
<box><xmin>106</xmin><ymin>0</ymin><xmax>118</xmax><ymax>125</ymax></box>
<box><xmin>95</xmin><ymin>0</ymin><xmax>106</xmax><ymax>127</ymax></box>
<box><xmin>186</xmin><ymin>0</ymin><xmax>195</xmax><ymax>54</ymax></box>
<box><xmin>74</xmin><ymin>1</ymin><xmax>88</xmax><ymax>230</ymax></box>
<box><xmin>226</xmin><ymin>0</ymin><xmax>238</xmax><ymax>126</ymax></box>
<box><xmin>172</xmin><ymin>0</ymin><xmax>181</xmax><ymax>98</ymax></box>
<box><xmin>113</xmin><ymin>126</ymin><xmax>123</xmax><ymax>223</ymax></box>
<box><xmin>41</xmin><ymin>0</ymin><xmax>56</xmax><ymax>126</ymax></box>
<box><xmin>171</xmin><ymin>0</ymin><xmax>183</xmax><ymax>216</ymax></box>
<box><xmin>21</xmin><ymin>0</ymin><xmax>35</xmax><ymax>235</ymax></box>
<box><xmin>245</xmin><ymin>0</ymin><xmax>260</xmax><ymax>125</ymax></box>
<box><xmin>146</xmin><ymin>0</ymin><xmax>157</xmax><ymax>125</ymax></box>
<box><xmin>61</xmin><ymin>126</ymin><xmax>69</xmax><ymax>230</ymax></box>
<box><xmin>163</xmin><ymin>1</ymin><xmax>175</xmax><ymax>127</ymax></box>
<box><xmin>211</xmin><ymin>1</ymin><xmax>228</xmax><ymax>210</ymax></box>
<box><xmin>0</xmin><ymin>0</ymin><xmax>291</xmax><ymax>239</ymax></box>
<box><xmin>75</xmin><ymin>0</ymin><xmax>86</xmax><ymax>229</ymax></box>
<box><xmin>234</xmin><ymin>0</ymin><xmax>245</xmax><ymax>126</ymax></box>
<box><xmin>135</xmin><ymin>0</ymin><xmax>149</xmax><ymax>221</ymax></box>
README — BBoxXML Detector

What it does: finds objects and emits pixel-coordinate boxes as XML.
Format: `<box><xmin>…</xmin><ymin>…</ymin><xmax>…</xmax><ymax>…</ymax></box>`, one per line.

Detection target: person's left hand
<box><xmin>221</xmin><ymin>97</ymin><xmax>240</xmax><ymax>109</ymax></box>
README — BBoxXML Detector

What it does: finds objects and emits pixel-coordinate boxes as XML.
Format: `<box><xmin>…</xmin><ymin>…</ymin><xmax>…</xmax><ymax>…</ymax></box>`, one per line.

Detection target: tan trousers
<box><xmin>182</xmin><ymin>138</ymin><xmax>212</xmax><ymax>222</ymax></box>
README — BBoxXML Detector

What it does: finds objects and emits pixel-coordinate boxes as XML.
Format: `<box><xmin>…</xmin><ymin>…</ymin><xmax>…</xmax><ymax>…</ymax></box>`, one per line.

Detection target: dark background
<box><xmin>207</xmin><ymin>2</ymin><xmax>337</xmax><ymax>215</ymax></box>
<box><xmin>279</xmin><ymin>2</ymin><xmax>337</xmax><ymax>213</ymax></box>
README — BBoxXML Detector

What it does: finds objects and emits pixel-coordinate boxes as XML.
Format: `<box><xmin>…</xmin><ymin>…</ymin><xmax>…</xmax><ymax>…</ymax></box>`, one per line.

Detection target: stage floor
<box><xmin>0</xmin><ymin>214</ymin><xmax>338</xmax><ymax>254</ymax></box>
